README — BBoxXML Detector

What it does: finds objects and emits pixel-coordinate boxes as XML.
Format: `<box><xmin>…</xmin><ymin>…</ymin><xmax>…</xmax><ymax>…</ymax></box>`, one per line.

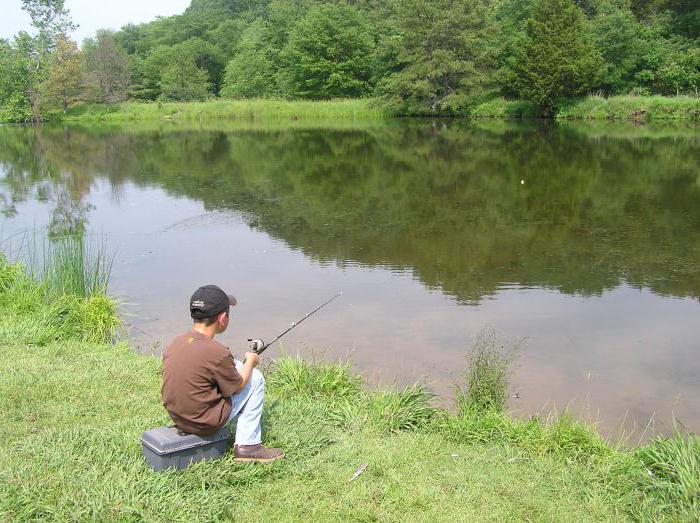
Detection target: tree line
<box><xmin>1</xmin><ymin>0</ymin><xmax>698</xmax><ymax>121</ymax></box>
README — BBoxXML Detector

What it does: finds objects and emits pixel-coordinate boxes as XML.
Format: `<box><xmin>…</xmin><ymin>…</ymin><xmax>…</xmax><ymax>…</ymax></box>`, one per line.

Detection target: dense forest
<box><xmin>0</xmin><ymin>0</ymin><xmax>698</xmax><ymax>121</ymax></box>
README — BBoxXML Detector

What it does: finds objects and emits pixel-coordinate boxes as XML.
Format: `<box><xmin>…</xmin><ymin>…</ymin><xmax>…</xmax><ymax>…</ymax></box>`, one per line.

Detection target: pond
<box><xmin>1</xmin><ymin>119</ymin><xmax>698</xmax><ymax>435</ymax></box>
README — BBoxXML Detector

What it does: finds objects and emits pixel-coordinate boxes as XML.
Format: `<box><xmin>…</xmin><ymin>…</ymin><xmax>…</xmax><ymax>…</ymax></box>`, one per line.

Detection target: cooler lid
<box><xmin>141</xmin><ymin>425</ymin><xmax>229</xmax><ymax>455</ymax></box>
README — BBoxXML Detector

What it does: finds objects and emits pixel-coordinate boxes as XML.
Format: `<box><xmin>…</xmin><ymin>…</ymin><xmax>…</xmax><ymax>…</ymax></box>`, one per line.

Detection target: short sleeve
<box><xmin>211</xmin><ymin>352</ymin><xmax>243</xmax><ymax>396</ymax></box>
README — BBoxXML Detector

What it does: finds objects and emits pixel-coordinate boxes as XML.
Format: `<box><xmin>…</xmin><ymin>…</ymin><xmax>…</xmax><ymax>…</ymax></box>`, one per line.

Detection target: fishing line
<box><xmin>248</xmin><ymin>291</ymin><xmax>343</xmax><ymax>355</ymax></box>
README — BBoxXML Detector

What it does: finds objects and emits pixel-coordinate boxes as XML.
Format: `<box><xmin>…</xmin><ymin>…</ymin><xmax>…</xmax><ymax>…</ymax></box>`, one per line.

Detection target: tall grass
<box><xmin>557</xmin><ymin>94</ymin><xmax>700</xmax><ymax>121</ymax></box>
<box><xmin>268</xmin><ymin>355</ymin><xmax>435</xmax><ymax>433</ymax></box>
<box><xmin>64</xmin><ymin>98</ymin><xmax>388</xmax><ymax>123</ymax></box>
<box><xmin>59</xmin><ymin>95</ymin><xmax>699</xmax><ymax>123</ymax></box>
<box><xmin>267</xmin><ymin>355</ymin><xmax>363</xmax><ymax>400</ymax></box>
<box><xmin>38</xmin><ymin>235</ymin><xmax>113</xmax><ymax>298</ymax></box>
<box><xmin>635</xmin><ymin>429</ymin><xmax>700</xmax><ymax>520</ymax></box>
<box><xmin>0</xmin><ymin>232</ymin><xmax>119</xmax><ymax>344</ymax></box>
<box><xmin>5</xmin><ymin>231</ymin><xmax>113</xmax><ymax>298</ymax></box>
<box><xmin>457</xmin><ymin>330</ymin><xmax>517</xmax><ymax>413</ymax></box>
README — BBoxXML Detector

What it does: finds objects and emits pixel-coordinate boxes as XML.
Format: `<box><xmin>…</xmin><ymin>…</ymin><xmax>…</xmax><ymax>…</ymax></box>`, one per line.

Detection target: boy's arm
<box><xmin>212</xmin><ymin>351</ymin><xmax>260</xmax><ymax>396</ymax></box>
<box><xmin>234</xmin><ymin>352</ymin><xmax>260</xmax><ymax>392</ymax></box>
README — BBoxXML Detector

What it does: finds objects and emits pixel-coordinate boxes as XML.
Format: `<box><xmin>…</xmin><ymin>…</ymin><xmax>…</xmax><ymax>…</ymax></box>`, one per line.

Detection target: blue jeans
<box><xmin>225</xmin><ymin>360</ymin><xmax>265</xmax><ymax>446</ymax></box>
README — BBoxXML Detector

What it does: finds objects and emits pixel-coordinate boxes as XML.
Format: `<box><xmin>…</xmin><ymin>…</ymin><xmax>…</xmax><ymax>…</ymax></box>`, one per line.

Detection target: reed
<box><xmin>38</xmin><ymin>235</ymin><xmax>113</xmax><ymax>298</ymax></box>
<box><xmin>0</xmin><ymin>231</ymin><xmax>118</xmax><ymax>344</ymax></box>
<box><xmin>457</xmin><ymin>330</ymin><xmax>517</xmax><ymax>413</ymax></box>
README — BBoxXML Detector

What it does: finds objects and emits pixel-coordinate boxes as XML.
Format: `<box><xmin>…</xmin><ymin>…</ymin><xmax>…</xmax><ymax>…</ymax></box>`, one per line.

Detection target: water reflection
<box><xmin>2</xmin><ymin>121</ymin><xmax>698</xmax><ymax>302</ymax></box>
<box><xmin>0</xmin><ymin>121</ymin><xmax>698</xmax><ymax>433</ymax></box>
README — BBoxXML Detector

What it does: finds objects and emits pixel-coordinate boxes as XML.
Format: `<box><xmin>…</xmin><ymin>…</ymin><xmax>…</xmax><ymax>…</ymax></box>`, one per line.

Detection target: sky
<box><xmin>0</xmin><ymin>0</ymin><xmax>191</xmax><ymax>44</ymax></box>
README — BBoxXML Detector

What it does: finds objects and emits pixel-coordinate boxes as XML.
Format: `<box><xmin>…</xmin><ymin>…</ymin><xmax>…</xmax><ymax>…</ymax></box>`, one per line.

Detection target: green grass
<box><xmin>43</xmin><ymin>95</ymin><xmax>700</xmax><ymax>124</ymax></box>
<box><xmin>556</xmin><ymin>95</ymin><xmax>700</xmax><ymax>121</ymax></box>
<box><xmin>457</xmin><ymin>330</ymin><xmax>516</xmax><ymax>412</ymax></box>
<box><xmin>0</xmin><ymin>254</ymin><xmax>698</xmax><ymax>521</ymax></box>
<box><xmin>0</xmin><ymin>235</ymin><xmax>119</xmax><ymax>345</ymax></box>
<box><xmin>63</xmin><ymin>98</ymin><xmax>387</xmax><ymax>123</ymax></box>
<box><xmin>470</xmin><ymin>95</ymin><xmax>699</xmax><ymax>120</ymax></box>
<box><xmin>37</xmin><ymin>235</ymin><xmax>113</xmax><ymax>298</ymax></box>
<box><xmin>55</xmin><ymin>95</ymin><xmax>700</xmax><ymax>124</ymax></box>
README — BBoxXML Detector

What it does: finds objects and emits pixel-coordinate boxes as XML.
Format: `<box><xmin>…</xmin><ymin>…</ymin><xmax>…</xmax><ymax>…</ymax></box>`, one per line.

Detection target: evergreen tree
<box><xmin>513</xmin><ymin>0</ymin><xmax>602</xmax><ymax>112</ymax></box>
<box><xmin>379</xmin><ymin>0</ymin><xmax>496</xmax><ymax>115</ymax></box>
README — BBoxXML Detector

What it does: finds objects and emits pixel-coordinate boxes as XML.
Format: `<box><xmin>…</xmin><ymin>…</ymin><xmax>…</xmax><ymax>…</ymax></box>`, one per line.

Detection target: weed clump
<box><xmin>635</xmin><ymin>429</ymin><xmax>700</xmax><ymax>520</ymax></box>
<box><xmin>267</xmin><ymin>355</ymin><xmax>362</xmax><ymax>401</ymax></box>
<box><xmin>332</xmin><ymin>385</ymin><xmax>436</xmax><ymax>434</ymax></box>
<box><xmin>457</xmin><ymin>330</ymin><xmax>516</xmax><ymax>413</ymax></box>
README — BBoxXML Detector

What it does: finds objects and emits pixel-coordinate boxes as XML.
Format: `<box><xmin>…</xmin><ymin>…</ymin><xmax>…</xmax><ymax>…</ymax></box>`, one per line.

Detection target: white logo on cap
<box><xmin>192</xmin><ymin>300</ymin><xmax>205</xmax><ymax>308</ymax></box>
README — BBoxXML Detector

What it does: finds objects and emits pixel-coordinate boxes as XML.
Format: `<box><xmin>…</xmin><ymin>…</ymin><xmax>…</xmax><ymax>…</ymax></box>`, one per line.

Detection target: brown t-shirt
<box><xmin>161</xmin><ymin>330</ymin><xmax>243</xmax><ymax>435</ymax></box>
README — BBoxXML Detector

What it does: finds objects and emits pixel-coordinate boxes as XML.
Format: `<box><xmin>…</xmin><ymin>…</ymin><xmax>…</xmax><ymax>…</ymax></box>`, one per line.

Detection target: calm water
<box><xmin>1</xmin><ymin>120</ymin><xmax>698</xmax><ymax>435</ymax></box>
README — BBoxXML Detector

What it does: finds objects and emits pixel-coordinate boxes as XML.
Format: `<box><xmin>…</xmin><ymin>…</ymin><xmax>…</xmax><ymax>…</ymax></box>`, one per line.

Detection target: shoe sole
<box><xmin>234</xmin><ymin>454</ymin><xmax>285</xmax><ymax>463</ymax></box>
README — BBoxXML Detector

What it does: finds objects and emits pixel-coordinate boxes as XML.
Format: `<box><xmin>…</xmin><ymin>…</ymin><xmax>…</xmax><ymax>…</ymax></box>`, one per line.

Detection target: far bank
<box><xmin>52</xmin><ymin>95</ymin><xmax>700</xmax><ymax>124</ymax></box>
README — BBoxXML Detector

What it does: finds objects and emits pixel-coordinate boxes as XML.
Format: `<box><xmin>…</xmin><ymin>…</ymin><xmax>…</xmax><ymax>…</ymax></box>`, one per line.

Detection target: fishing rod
<box><xmin>247</xmin><ymin>291</ymin><xmax>342</xmax><ymax>355</ymax></box>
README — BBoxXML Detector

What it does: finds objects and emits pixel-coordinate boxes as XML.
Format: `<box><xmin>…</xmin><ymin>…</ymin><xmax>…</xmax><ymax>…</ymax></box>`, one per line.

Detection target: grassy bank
<box><xmin>472</xmin><ymin>95</ymin><xmax>699</xmax><ymax>121</ymax></box>
<box><xmin>62</xmin><ymin>98</ymin><xmax>387</xmax><ymax>123</ymax></box>
<box><xmin>0</xmin><ymin>251</ymin><xmax>698</xmax><ymax>521</ymax></box>
<box><xmin>56</xmin><ymin>95</ymin><xmax>700</xmax><ymax>124</ymax></box>
<box><xmin>557</xmin><ymin>95</ymin><xmax>700</xmax><ymax>121</ymax></box>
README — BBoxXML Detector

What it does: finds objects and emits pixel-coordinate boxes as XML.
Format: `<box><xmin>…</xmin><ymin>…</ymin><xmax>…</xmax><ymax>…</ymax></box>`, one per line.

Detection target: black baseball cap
<box><xmin>190</xmin><ymin>285</ymin><xmax>237</xmax><ymax>319</ymax></box>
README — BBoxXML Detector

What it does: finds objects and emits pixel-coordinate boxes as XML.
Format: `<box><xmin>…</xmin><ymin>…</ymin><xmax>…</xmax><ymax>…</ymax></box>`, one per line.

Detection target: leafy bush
<box><xmin>0</xmin><ymin>92</ymin><xmax>34</xmax><ymax>123</ymax></box>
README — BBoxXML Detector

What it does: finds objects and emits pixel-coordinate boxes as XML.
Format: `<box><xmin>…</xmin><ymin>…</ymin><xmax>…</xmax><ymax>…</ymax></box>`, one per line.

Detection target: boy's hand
<box><xmin>244</xmin><ymin>351</ymin><xmax>260</xmax><ymax>367</ymax></box>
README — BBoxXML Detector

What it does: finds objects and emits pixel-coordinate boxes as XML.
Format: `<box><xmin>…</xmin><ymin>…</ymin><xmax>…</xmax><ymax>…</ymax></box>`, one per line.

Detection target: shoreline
<box><xmin>1</xmin><ymin>251</ymin><xmax>698</xmax><ymax>520</ymax></box>
<box><xmin>50</xmin><ymin>95</ymin><xmax>700</xmax><ymax>125</ymax></box>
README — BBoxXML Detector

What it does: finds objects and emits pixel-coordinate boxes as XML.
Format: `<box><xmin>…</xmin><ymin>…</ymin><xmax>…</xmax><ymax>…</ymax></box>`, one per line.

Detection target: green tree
<box><xmin>513</xmin><ymin>0</ymin><xmax>602</xmax><ymax>112</ymax></box>
<box><xmin>20</xmin><ymin>0</ymin><xmax>76</xmax><ymax>119</ymax></box>
<box><xmin>591</xmin><ymin>1</ymin><xmax>649</xmax><ymax>95</ymax></box>
<box><xmin>282</xmin><ymin>3</ymin><xmax>375</xmax><ymax>99</ymax></box>
<box><xmin>380</xmin><ymin>0</ymin><xmax>496</xmax><ymax>115</ymax></box>
<box><xmin>205</xmin><ymin>19</ymin><xmax>245</xmax><ymax>57</ymax></box>
<box><xmin>141</xmin><ymin>38</ymin><xmax>223</xmax><ymax>98</ymax></box>
<box><xmin>490</xmin><ymin>0</ymin><xmax>534</xmax><ymax>98</ymax></box>
<box><xmin>40</xmin><ymin>35</ymin><xmax>84</xmax><ymax>112</ymax></box>
<box><xmin>0</xmin><ymin>39</ymin><xmax>32</xmax><ymax>121</ymax></box>
<box><xmin>221</xmin><ymin>21</ymin><xmax>277</xmax><ymax>98</ymax></box>
<box><xmin>158</xmin><ymin>55</ymin><xmax>211</xmax><ymax>101</ymax></box>
<box><xmin>657</xmin><ymin>47</ymin><xmax>700</xmax><ymax>95</ymax></box>
<box><xmin>83</xmin><ymin>30</ymin><xmax>131</xmax><ymax>104</ymax></box>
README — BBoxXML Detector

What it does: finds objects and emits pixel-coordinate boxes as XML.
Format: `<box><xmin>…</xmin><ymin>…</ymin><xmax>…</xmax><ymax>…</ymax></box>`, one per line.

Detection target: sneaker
<box><xmin>233</xmin><ymin>443</ymin><xmax>284</xmax><ymax>463</ymax></box>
